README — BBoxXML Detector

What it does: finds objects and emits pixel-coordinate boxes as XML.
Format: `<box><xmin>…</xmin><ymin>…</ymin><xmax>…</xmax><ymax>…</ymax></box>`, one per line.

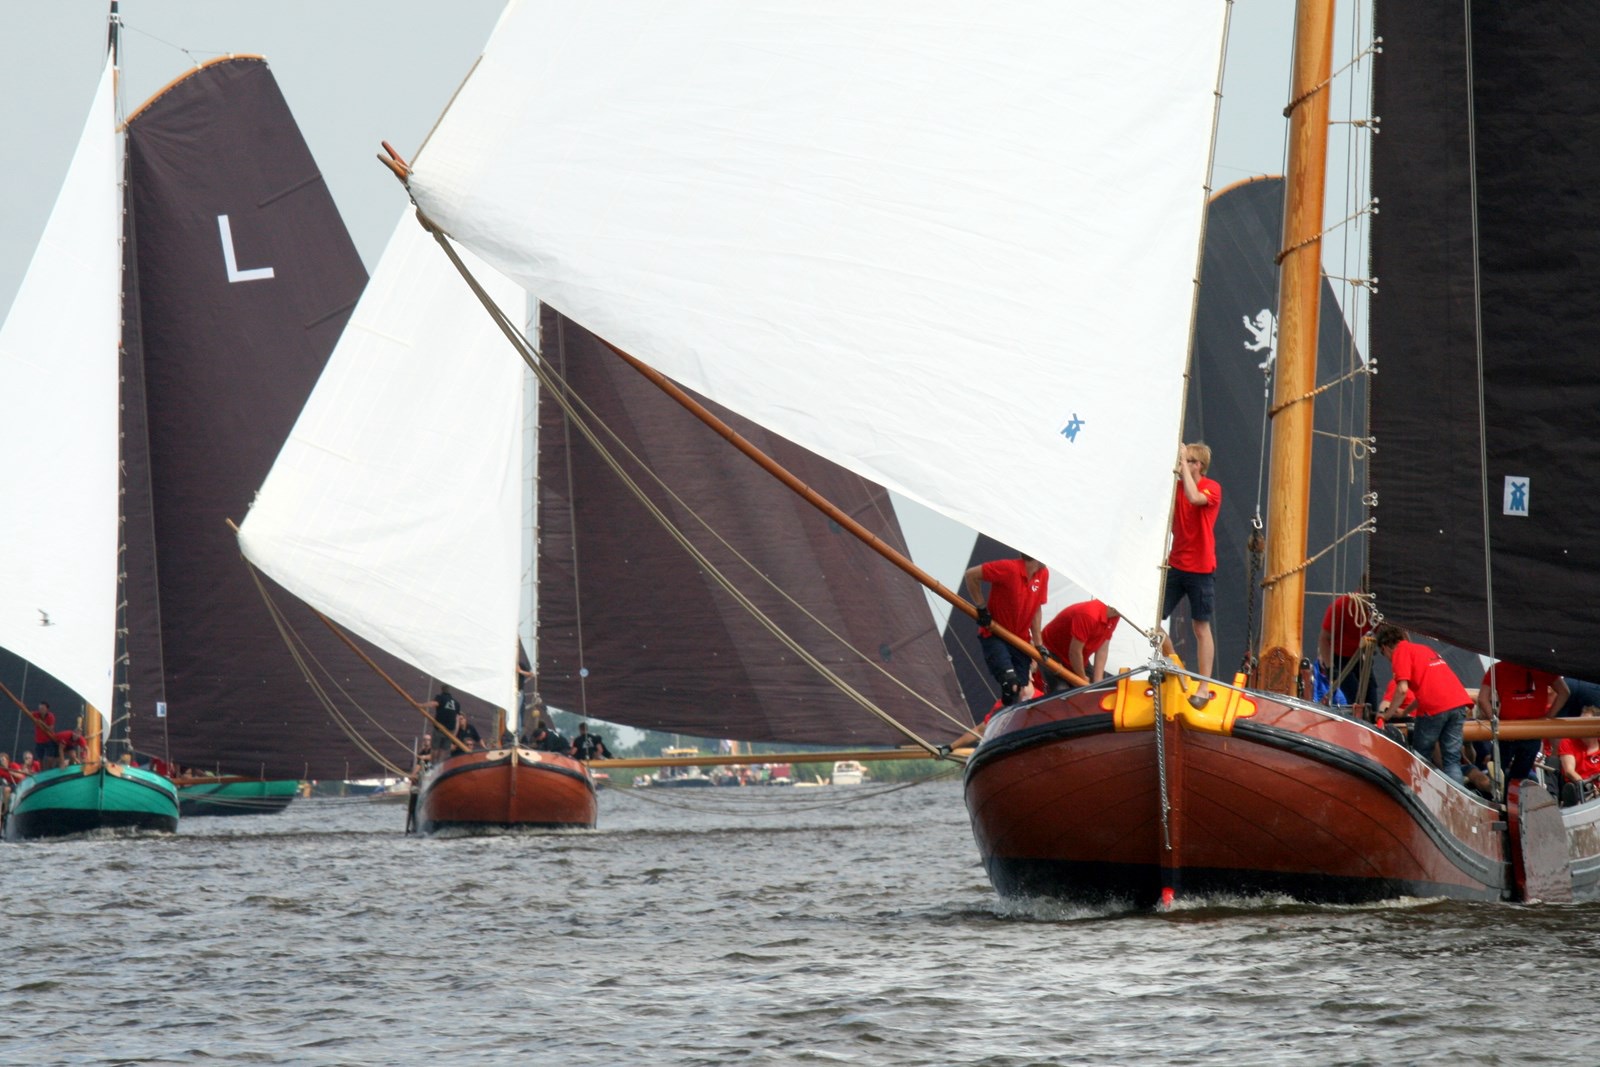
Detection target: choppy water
<box><xmin>3</xmin><ymin>775</ymin><xmax>1596</xmax><ymax>1065</ymax></box>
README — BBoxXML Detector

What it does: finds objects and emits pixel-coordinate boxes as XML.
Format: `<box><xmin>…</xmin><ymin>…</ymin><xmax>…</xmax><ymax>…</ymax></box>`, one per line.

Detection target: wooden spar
<box><xmin>171</xmin><ymin>775</ymin><xmax>268</xmax><ymax>787</ymax></box>
<box><xmin>1462</xmin><ymin>719</ymin><xmax>1600</xmax><ymax>742</ymax></box>
<box><xmin>1258</xmin><ymin>0</ymin><xmax>1336</xmax><ymax>695</ymax></box>
<box><xmin>374</xmin><ymin>143</ymin><xmax>1077</xmax><ymax>694</ymax></box>
<box><xmin>0</xmin><ymin>677</ymin><xmax>59</xmax><ymax>736</ymax></box>
<box><xmin>309</xmin><ymin>608</ymin><xmax>469</xmax><ymax>753</ymax></box>
<box><xmin>589</xmin><ymin>746</ymin><xmax>973</xmax><ymax>771</ymax></box>
<box><xmin>600</xmin><ymin>340</ymin><xmax>1088</xmax><ymax>689</ymax></box>
<box><xmin>83</xmin><ymin>702</ymin><xmax>102</xmax><ymax>769</ymax></box>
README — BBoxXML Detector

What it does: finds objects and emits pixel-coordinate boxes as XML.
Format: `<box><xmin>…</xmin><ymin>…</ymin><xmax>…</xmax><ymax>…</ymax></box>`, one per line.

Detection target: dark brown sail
<box><xmin>118</xmin><ymin>57</ymin><xmax>448</xmax><ymax>779</ymax></box>
<box><xmin>1369</xmin><ymin>3</ymin><xmax>1600</xmax><ymax>679</ymax></box>
<box><xmin>1182</xmin><ymin>176</ymin><xmax>1368</xmax><ymax>676</ymax></box>
<box><xmin>536</xmin><ymin>307</ymin><xmax>968</xmax><ymax>747</ymax></box>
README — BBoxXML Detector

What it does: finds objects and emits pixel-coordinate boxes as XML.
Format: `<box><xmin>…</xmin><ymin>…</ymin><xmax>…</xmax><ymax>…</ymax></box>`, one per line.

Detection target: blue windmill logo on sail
<box><xmin>1059</xmin><ymin>415</ymin><xmax>1085</xmax><ymax>443</ymax></box>
<box><xmin>1504</xmin><ymin>476</ymin><xmax>1530</xmax><ymax>517</ymax></box>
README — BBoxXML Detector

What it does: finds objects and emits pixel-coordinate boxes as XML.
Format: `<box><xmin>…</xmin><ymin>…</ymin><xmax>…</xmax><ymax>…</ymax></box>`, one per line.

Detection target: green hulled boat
<box><xmin>177</xmin><ymin>779</ymin><xmax>298</xmax><ymax>818</ymax></box>
<box><xmin>4</xmin><ymin>763</ymin><xmax>178</xmax><ymax>841</ymax></box>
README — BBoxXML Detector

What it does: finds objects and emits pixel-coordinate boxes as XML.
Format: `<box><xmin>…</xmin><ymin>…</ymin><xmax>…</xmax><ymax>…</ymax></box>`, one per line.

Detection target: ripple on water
<box><xmin>3</xmin><ymin>782</ymin><xmax>1599</xmax><ymax>1065</ymax></box>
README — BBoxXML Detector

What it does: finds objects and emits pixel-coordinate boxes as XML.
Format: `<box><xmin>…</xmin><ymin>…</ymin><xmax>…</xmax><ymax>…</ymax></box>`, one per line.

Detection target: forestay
<box><xmin>409</xmin><ymin>1</ymin><xmax>1227</xmax><ymax>628</ymax></box>
<box><xmin>0</xmin><ymin>54</ymin><xmax>120</xmax><ymax>720</ymax></box>
<box><xmin>238</xmin><ymin>215</ymin><xmax>526</xmax><ymax>718</ymax></box>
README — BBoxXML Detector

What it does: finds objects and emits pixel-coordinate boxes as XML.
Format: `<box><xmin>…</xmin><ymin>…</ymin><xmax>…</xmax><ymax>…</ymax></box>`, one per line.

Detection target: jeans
<box><xmin>1559</xmin><ymin>677</ymin><xmax>1600</xmax><ymax>717</ymax></box>
<box><xmin>1331</xmin><ymin>652</ymin><xmax>1378</xmax><ymax>708</ymax></box>
<box><xmin>1409</xmin><ymin>706</ymin><xmax>1466</xmax><ymax>784</ymax></box>
<box><xmin>1499</xmin><ymin>737</ymin><xmax>1543</xmax><ymax>781</ymax></box>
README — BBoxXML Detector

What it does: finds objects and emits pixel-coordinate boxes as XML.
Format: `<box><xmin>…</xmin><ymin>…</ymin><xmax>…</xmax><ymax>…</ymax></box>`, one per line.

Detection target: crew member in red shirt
<box><xmin>1039</xmin><ymin>598</ymin><xmax>1121</xmax><ymax>688</ymax></box>
<box><xmin>1558</xmin><ymin>704</ymin><xmax>1600</xmax><ymax>804</ymax></box>
<box><xmin>1316</xmin><ymin>587</ymin><xmax>1377</xmax><ymax>708</ymax></box>
<box><xmin>1163</xmin><ymin>442</ymin><xmax>1221</xmax><ymax>707</ymax></box>
<box><xmin>963</xmin><ymin>553</ymin><xmax>1049</xmax><ymax>707</ymax></box>
<box><xmin>1376</xmin><ymin>623</ymin><xmax>1471</xmax><ymax>785</ymax></box>
<box><xmin>31</xmin><ymin>701</ymin><xmax>59</xmax><ymax>770</ymax></box>
<box><xmin>1475</xmin><ymin>662</ymin><xmax>1567</xmax><ymax>782</ymax></box>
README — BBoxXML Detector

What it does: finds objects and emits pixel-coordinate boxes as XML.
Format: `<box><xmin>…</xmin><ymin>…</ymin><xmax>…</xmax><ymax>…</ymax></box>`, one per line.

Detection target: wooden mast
<box><xmin>1258</xmin><ymin>0</ymin><xmax>1336</xmax><ymax>695</ymax></box>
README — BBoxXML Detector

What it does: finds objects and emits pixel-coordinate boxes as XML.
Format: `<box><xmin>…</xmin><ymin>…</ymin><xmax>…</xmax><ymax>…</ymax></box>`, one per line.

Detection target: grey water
<box><xmin>2</xmin><ymin>776</ymin><xmax>1594</xmax><ymax>1066</ymax></box>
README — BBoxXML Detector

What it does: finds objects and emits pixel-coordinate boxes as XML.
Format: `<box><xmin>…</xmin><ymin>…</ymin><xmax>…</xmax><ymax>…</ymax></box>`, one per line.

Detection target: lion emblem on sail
<box><xmin>1243</xmin><ymin>308</ymin><xmax>1277</xmax><ymax>369</ymax></box>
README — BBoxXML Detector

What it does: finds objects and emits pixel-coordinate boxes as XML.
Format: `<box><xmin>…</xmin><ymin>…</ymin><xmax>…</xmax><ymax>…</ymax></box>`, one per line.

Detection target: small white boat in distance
<box><xmin>831</xmin><ymin>761</ymin><xmax>869</xmax><ymax>787</ymax></box>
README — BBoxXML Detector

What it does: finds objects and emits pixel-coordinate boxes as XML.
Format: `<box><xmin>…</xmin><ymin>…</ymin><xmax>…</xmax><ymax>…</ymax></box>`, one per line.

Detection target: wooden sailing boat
<box><xmin>1</xmin><ymin>9</ymin><xmax>468</xmax><ymax>833</ymax></box>
<box><xmin>1365</xmin><ymin>0</ymin><xmax>1600</xmax><ymax>899</ymax></box>
<box><xmin>971</xmin><ymin>0</ymin><xmax>1600</xmax><ymax>905</ymax></box>
<box><xmin>115</xmin><ymin>51</ymin><xmax>455</xmax><ymax>798</ymax></box>
<box><xmin>234</xmin><ymin>210</ymin><xmax>596</xmax><ymax>834</ymax></box>
<box><xmin>0</xmin><ymin>13</ymin><xmax>177</xmax><ymax>838</ymax></box>
<box><xmin>381</xmin><ymin>0</ymin><xmax>1600</xmax><ymax>903</ymax></box>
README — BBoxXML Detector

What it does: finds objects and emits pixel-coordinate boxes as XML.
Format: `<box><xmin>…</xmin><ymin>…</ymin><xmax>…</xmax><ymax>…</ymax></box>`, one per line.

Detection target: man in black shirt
<box><xmin>571</xmin><ymin>722</ymin><xmax>613</xmax><ymax>760</ymax></box>
<box><xmin>425</xmin><ymin>685</ymin><xmax>464</xmax><ymax>757</ymax></box>
<box><xmin>531</xmin><ymin>725</ymin><xmax>570</xmax><ymax>755</ymax></box>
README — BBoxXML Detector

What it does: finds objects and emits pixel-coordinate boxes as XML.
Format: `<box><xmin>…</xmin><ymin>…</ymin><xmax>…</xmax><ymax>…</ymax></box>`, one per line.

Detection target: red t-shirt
<box><xmin>1042</xmin><ymin>599</ymin><xmax>1120</xmax><ymax>660</ymax></box>
<box><xmin>1169</xmin><ymin>477</ymin><xmax>1222</xmax><ymax>573</ymax></box>
<box><xmin>32</xmin><ymin>710</ymin><xmax>55</xmax><ymax>745</ymax></box>
<box><xmin>1559</xmin><ymin>737</ymin><xmax>1600</xmax><ymax>780</ymax></box>
<box><xmin>1480</xmin><ymin>664</ymin><xmax>1559</xmax><ymax>721</ymax></box>
<box><xmin>1388</xmin><ymin>640</ymin><xmax>1471</xmax><ymax>717</ymax></box>
<box><xmin>1321</xmin><ymin>595</ymin><xmax>1373</xmax><ymax>658</ymax></box>
<box><xmin>979</xmin><ymin>558</ymin><xmax>1049</xmax><ymax>639</ymax></box>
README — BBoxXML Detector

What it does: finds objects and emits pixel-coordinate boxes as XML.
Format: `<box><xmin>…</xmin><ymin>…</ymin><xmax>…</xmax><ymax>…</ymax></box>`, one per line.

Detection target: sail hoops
<box><xmin>389</xmin><ymin>196</ymin><xmax>987</xmax><ymax>758</ymax></box>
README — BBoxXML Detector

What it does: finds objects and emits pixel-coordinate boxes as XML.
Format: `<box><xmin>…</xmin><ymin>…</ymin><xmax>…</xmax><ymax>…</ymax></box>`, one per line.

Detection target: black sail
<box><xmin>536</xmin><ymin>308</ymin><xmax>969</xmax><ymax>747</ymax></box>
<box><xmin>1183</xmin><ymin>176</ymin><xmax>1368</xmax><ymax>673</ymax></box>
<box><xmin>1370</xmin><ymin>4</ymin><xmax>1600</xmax><ymax>678</ymax></box>
<box><xmin>941</xmin><ymin>533</ymin><xmax>1019</xmax><ymax>722</ymax></box>
<box><xmin>119</xmin><ymin>58</ymin><xmax>441</xmax><ymax>779</ymax></box>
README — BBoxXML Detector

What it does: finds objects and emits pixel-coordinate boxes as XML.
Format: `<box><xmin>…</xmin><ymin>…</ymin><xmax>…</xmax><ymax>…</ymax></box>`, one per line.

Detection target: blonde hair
<box><xmin>1185</xmin><ymin>442</ymin><xmax>1212</xmax><ymax>474</ymax></box>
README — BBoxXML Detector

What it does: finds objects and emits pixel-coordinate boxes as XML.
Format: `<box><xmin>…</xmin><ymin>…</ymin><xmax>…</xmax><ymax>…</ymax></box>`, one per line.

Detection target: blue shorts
<box><xmin>1163</xmin><ymin>567</ymin><xmax>1215</xmax><ymax>623</ymax></box>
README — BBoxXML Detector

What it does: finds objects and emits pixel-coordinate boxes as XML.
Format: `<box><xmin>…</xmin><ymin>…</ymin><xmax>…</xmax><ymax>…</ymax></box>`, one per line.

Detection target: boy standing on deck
<box><xmin>964</xmin><ymin>553</ymin><xmax>1049</xmax><ymax>707</ymax></box>
<box><xmin>1164</xmin><ymin>443</ymin><xmax>1221</xmax><ymax>707</ymax></box>
<box><xmin>1375</xmin><ymin>623</ymin><xmax>1471</xmax><ymax>785</ymax></box>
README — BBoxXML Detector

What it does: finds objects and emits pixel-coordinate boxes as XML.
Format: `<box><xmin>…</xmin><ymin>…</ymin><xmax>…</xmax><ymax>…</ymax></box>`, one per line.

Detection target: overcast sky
<box><xmin>0</xmin><ymin>2</ymin><xmax>1367</xmax><ymax>676</ymax></box>
<box><xmin>0</xmin><ymin>1</ymin><xmax>1330</xmax><ymax>311</ymax></box>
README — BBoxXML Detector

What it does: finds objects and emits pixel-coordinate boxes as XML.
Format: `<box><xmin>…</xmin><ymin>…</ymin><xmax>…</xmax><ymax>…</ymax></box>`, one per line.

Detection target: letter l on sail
<box><xmin>218</xmin><ymin>214</ymin><xmax>275</xmax><ymax>282</ymax></box>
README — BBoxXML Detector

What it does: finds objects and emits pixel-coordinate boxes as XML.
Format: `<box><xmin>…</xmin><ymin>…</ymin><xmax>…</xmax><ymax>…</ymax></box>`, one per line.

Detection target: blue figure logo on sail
<box><xmin>1504</xmin><ymin>475</ymin><xmax>1529</xmax><ymax>517</ymax></box>
<box><xmin>1059</xmin><ymin>415</ymin><xmax>1085</xmax><ymax>443</ymax></box>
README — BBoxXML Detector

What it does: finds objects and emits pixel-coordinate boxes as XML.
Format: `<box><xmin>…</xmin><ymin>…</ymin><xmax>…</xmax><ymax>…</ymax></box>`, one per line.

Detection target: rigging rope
<box><xmin>551</xmin><ymin>315</ymin><xmax>593</xmax><ymax>721</ymax></box>
<box><xmin>1261</xmin><ymin>518</ymin><xmax>1375</xmax><ymax>588</ymax></box>
<box><xmin>546</xmin><ymin>365</ymin><xmax>975</xmax><ymax>737</ymax></box>
<box><xmin>419</xmin><ymin>218</ymin><xmax>965</xmax><ymax>757</ymax></box>
<box><xmin>243</xmin><ymin>564</ymin><xmax>412</xmax><ymax>778</ymax></box>
<box><xmin>1461</xmin><ymin>0</ymin><xmax>1503</xmax><ymax>780</ymax></box>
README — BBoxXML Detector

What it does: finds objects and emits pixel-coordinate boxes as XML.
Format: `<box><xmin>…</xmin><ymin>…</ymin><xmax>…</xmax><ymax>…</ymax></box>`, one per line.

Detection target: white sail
<box><xmin>237</xmin><ymin>213</ymin><xmax>527</xmax><ymax>718</ymax></box>
<box><xmin>409</xmin><ymin>1</ymin><xmax>1227</xmax><ymax>628</ymax></box>
<box><xmin>0</xmin><ymin>54</ymin><xmax>121</xmax><ymax>721</ymax></box>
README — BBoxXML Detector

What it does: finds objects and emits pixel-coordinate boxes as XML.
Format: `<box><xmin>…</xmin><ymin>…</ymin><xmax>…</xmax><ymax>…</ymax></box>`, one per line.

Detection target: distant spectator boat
<box><xmin>830</xmin><ymin>761</ymin><xmax>868</xmax><ymax>787</ymax></box>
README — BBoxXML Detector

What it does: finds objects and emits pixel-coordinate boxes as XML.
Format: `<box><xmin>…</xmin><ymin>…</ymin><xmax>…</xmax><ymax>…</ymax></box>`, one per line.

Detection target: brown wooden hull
<box><xmin>1562</xmin><ymin>799</ymin><xmax>1600</xmax><ymax>899</ymax></box>
<box><xmin>414</xmin><ymin>747</ymin><xmax>596</xmax><ymax>834</ymax></box>
<box><xmin>965</xmin><ymin>673</ymin><xmax>1533</xmax><ymax>907</ymax></box>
